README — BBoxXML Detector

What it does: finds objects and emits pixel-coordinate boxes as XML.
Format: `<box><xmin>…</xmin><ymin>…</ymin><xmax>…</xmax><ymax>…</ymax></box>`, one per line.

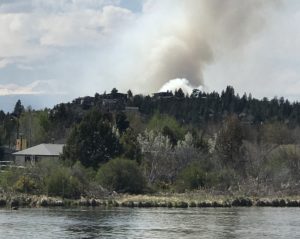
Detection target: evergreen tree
<box><xmin>120</xmin><ymin>128</ymin><xmax>142</xmax><ymax>163</ymax></box>
<box><xmin>127</xmin><ymin>90</ymin><xmax>133</xmax><ymax>98</ymax></box>
<box><xmin>175</xmin><ymin>88</ymin><xmax>185</xmax><ymax>98</ymax></box>
<box><xmin>0</xmin><ymin>138</ymin><xmax>4</xmax><ymax>161</ymax></box>
<box><xmin>116</xmin><ymin>112</ymin><xmax>129</xmax><ymax>134</ymax></box>
<box><xmin>62</xmin><ymin>109</ymin><xmax>121</xmax><ymax>169</ymax></box>
<box><xmin>13</xmin><ymin>99</ymin><xmax>25</xmax><ymax>118</ymax></box>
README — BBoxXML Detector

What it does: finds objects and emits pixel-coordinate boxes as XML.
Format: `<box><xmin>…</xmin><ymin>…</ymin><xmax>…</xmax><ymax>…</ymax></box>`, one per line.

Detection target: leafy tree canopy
<box><xmin>147</xmin><ymin>113</ymin><xmax>185</xmax><ymax>145</ymax></box>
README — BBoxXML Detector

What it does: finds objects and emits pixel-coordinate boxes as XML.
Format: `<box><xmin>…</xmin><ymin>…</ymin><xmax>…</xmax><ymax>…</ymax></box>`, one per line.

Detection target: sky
<box><xmin>0</xmin><ymin>0</ymin><xmax>300</xmax><ymax>112</ymax></box>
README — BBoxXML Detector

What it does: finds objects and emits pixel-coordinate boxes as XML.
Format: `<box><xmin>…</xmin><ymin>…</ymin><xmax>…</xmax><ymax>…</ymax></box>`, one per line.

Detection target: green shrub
<box><xmin>0</xmin><ymin>169</ymin><xmax>20</xmax><ymax>191</ymax></box>
<box><xmin>46</xmin><ymin>166</ymin><xmax>81</xmax><ymax>199</ymax></box>
<box><xmin>97</xmin><ymin>158</ymin><xmax>146</xmax><ymax>194</ymax></box>
<box><xmin>216</xmin><ymin>168</ymin><xmax>236</xmax><ymax>190</ymax></box>
<box><xmin>0</xmin><ymin>159</ymin><xmax>92</xmax><ymax>198</ymax></box>
<box><xmin>175</xmin><ymin>163</ymin><xmax>219</xmax><ymax>192</ymax></box>
<box><xmin>14</xmin><ymin>176</ymin><xmax>36</xmax><ymax>193</ymax></box>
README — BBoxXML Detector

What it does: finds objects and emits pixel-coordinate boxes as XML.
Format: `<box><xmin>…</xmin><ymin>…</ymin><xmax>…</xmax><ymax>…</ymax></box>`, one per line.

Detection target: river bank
<box><xmin>2</xmin><ymin>193</ymin><xmax>300</xmax><ymax>209</ymax></box>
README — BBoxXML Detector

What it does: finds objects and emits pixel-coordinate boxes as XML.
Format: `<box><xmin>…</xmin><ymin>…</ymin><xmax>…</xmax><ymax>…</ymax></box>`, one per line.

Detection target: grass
<box><xmin>2</xmin><ymin>190</ymin><xmax>300</xmax><ymax>208</ymax></box>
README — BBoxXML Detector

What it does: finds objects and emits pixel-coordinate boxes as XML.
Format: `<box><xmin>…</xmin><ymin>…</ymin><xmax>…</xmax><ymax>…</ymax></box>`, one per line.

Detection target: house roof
<box><xmin>13</xmin><ymin>144</ymin><xmax>64</xmax><ymax>156</ymax></box>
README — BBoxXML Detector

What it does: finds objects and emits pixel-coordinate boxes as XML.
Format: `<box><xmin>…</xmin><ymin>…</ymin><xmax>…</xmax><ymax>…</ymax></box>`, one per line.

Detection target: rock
<box><xmin>175</xmin><ymin>201</ymin><xmax>188</xmax><ymax>208</ymax></box>
<box><xmin>40</xmin><ymin>197</ymin><xmax>49</xmax><ymax>207</ymax></box>
<box><xmin>79</xmin><ymin>197</ymin><xmax>90</xmax><ymax>206</ymax></box>
<box><xmin>138</xmin><ymin>201</ymin><xmax>153</xmax><ymax>208</ymax></box>
<box><xmin>256</xmin><ymin>199</ymin><xmax>272</xmax><ymax>207</ymax></box>
<box><xmin>90</xmin><ymin>199</ymin><xmax>97</xmax><ymax>207</ymax></box>
<box><xmin>197</xmin><ymin>201</ymin><xmax>212</xmax><ymax>207</ymax></box>
<box><xmin>279</xmin><ymin>199</ymin><xmax>287</xmax><ymax>207</ymax></box>
<box><xmin>52</xmin><ymin>199</ymin><xmax>64</xmax><ymax>207</ymax></box>
<box><xmin>10</xmin><ymin>199</ymin><xmax>19</xmax><ymax>208</ymax></box>
<box><xmin>158</xmin><ymin>202</ymin><xmax>167</xmax><ymax>207</ymax></box>
<box><xmin>121</xmin><ymin>201</ymin><xmax>135</xmax><ymax>207</ymax></box>
<box><xmin>231</xmin><ymin>198</ymin><xmax>252</xmax><ymax>207</ymax></box>
<box><xmin>0</xmin><ymin>198</ymin><xmax>6</xmax><ymax>207</ymax></box>
<box><xmin>286</xmin><ymin>199</ymin><xmax>300</xmax><ymax>207</ymax></box>
<box><xmin>212</xmin><ymin>201</ymin><xmax>226</xmax><ymax>208</ymax></box>
<box><xmin>222</xmin><ymin>200</ymin><xmax>232</xmax><ymax>208</ymax></box>
<box><xmin>271</xmin><ymin>199</ymin><xmax>281</xmax><ymax>207</ymax></box>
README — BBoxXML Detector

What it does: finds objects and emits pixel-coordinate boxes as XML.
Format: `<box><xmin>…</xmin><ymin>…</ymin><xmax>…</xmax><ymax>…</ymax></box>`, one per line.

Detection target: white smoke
<box><xmin>117</xmin><ymin>0</ymin><xmax>279</xmax><ymax>93</ymax></box>
<box><xmin>159</xmin><ymin>78</ymin><xmax>203</xmax><ymax>95</ymax></box>
<box><xmin>0</xmin><ymin>0</ymin><xmax>281</xmax><ymax>101</ymax></box>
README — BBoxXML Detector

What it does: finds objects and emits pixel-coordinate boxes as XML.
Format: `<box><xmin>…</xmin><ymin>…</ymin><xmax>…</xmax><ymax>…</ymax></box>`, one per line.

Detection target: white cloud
<box><xmin>0</xmin><ymin>0</ymin><xmax>300</xmax><ymax>106</ymax></box>
<box><xmin>0</xmin><ymin>58</ymin><xmax>12</xmax><ymax>68</ymax></box>
<box><xmin>39</xmin><ymin>6</ymin><xmax>134</xmax><ymax>47</ymax></box>
<box><xmin>0</xmin><ymin>1</ymin><xmax>134</xmax><ymax>67</ymax></box>
<box><xmin>0</xmin><ymin>80</ymin><xmax>66</xmax><ymax>96</ymax></box>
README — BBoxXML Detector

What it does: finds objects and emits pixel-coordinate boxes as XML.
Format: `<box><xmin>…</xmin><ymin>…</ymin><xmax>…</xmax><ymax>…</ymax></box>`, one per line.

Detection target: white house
<box><xmin>13</xmin><ymin>144</ymin><xmax>64</xmax><ymax>166</ymax></box>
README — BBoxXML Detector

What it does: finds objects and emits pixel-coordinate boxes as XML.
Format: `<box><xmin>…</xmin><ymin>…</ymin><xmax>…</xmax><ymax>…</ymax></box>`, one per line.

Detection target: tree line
<box><xmin>1</xmin><ymin>86</ymin><xmax>300</xmax><ymax>197</ymax></box>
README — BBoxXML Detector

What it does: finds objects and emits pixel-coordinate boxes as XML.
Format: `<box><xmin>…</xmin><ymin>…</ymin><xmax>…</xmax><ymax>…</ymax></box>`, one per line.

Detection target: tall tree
<box><xmin>175</xmin><ymin>88</ymin><xmax>185</xmax><ymax>98</ymax></box>
<box><xmin>120</xmin><ymin>128</ymin><xmax>142</xmax><ymax>163</ymax></box>
<box><xmin>62</xmin><ymin>109</ymin><xmax>121</xmax><ymax>169</ymax></box>
<box><xmin>111</xmin><ymin>88</ymin><xmax>118</xmax><ymax>97</ymax></box>
<box><xmin>0</xmin><ymin>138</ymin><xmax>4</xmax><ymax>160</ymax></box>
<box><xmin>13</xmin><ymin>100</ymin><xmax>25</xmax><ymax>118</ymax></box>
<box><xmin>116</xmin><ymin>112</ymin><xmax>129</xmax><ymax>134</ymax></box>
<box><xmin>215</xmin><ymin>115</ymin><xmax>245</xmax><ymax>170</ymax></box>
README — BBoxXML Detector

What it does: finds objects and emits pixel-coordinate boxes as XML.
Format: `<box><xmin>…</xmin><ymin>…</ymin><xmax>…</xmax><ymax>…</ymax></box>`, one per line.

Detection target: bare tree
<box><xmin>138</xmin><ymin>131</ymin><xmax>200</xmax><ymax>184</ymax></box>
<box><xmin>138</xmin><ymin>130</ymin><xmax>172</xmax><ymax>184</ymax></box>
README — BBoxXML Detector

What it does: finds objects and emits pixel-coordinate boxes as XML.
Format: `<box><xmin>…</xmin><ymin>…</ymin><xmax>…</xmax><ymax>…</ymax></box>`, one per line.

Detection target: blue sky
<box><xmin>0</xmin><ymin>0</ymin><xmax>300</xmax><ymax>112</ymax></box>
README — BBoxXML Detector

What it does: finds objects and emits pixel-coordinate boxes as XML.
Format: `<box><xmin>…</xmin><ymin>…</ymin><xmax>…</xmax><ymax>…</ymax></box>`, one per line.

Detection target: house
<box><xmin>103</xmin><ymin>92</ymin><xmax>128</xmax><ymax>100</ymax></box>
<box><xmin>101</xmin><ymin>93</ymin><xmax>127</xmax><ymax>112</ymax></box>
<box><xmin>125</xmin><ymin>106</ymin><xmax>139</xmax><ymax>113</ymax></box>
<box><xmin>13</xmin><ymin>144</ymin><xmax>64</xmax><ymax>166</ymax></box>
<box><xmin>153</xmin><ymin>92</ymin><xmax>174</xmax><ymax>99</ymax></box>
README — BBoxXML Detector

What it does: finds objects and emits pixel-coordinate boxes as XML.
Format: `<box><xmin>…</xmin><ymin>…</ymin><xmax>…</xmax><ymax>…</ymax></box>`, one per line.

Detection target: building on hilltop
<box><xmin>125</xmin><ymin>106</ymin><xmax>139</xmax><ymax>113</ymax></box>
<box><xmin>153</xmin><ymin>92</ymin><xmax>174</xmax><ymax>99</ymax></box>
<box><xmin>101</xmin><ymin>92</ymin><xmax>128</xmax><ymax>112</ymax></box>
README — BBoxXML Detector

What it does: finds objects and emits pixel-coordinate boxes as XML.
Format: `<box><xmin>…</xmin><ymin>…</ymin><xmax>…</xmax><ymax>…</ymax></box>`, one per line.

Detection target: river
<box><xmin>0</xmin><ymin>207</ymin><xmax>299</xmax><ymax>238</ymax></box>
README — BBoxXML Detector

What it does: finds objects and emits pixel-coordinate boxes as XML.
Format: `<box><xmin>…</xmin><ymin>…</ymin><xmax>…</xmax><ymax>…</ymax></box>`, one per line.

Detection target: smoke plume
<box><xmin>118</xmin><ymin>0</ymin><xmax>279</xmax><ymax>94</ymax></box>
<box><xmin>0</xmin><ymin>0</ymin><xmax>281</xmax><ymax>109</ymax></box>
<box><xmin>159</xmin><ymin>79</ymin><xmax>203</xmax><ymax>95</ymax></box>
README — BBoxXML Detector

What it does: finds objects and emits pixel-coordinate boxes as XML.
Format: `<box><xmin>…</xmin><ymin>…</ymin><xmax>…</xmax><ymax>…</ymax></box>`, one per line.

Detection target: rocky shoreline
<box><xmin>1</xmin><ymin>194</ymin><xmax>300</xmax><ymax>209</ymax></box>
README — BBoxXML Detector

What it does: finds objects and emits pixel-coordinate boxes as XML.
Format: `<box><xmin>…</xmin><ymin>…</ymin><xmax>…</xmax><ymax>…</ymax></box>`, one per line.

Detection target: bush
<box><xmin>175</xmin><ymin>163</ymin><xmax>219</xmax><ymax>192</ymax></box>
<box><xmin>46</xmin><ymin>167</ymin><xmax>81</xmax><ymax>199</ymax></box>
<box><xmin>0</xmin><ymin>159</ymin><xmax>93</xmax><ymax>198</ymax></box>
<box><xmin>216</xmin><ymin>168</ymin><xmax>236</xmax><ymax>190</ymax></box>
<box><xmin>97</xmin><ymin>158</ymin><xmax>146</xmax><ymax>194</ymax></box>
<box><xmin>0</xmin><ymin>168</ymin><xmax>24</xmax><ymax>192</ymax></box>
<box><xmin>14</xmin><ymin>176</ymin><xmax>36</xmax><ymax>193</ymax></box>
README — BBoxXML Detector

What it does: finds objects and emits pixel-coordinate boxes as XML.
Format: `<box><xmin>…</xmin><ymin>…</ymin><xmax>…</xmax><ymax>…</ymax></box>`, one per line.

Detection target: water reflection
<box><xmin>64</xmin><ymin>208</ymin><xmax>136</xmax><ymax>238</ymax></box>
<box><xmin>1</xmin><ymin>207</ymin><xmax>300</xmax><ymax>238</ymax></box>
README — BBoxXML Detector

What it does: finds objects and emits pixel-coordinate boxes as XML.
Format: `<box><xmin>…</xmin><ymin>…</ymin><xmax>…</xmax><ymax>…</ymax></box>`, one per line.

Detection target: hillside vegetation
<box><xmin>1</xmin><ymin>86</ymin><xmax>300</xmax><ymax>198</ymax></box>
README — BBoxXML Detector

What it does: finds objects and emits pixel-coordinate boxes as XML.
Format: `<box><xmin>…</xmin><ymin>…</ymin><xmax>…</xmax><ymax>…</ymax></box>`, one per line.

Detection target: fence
<box><xmin>0</xmin><ymin>161</ymin><xmax>24</xmax><ymax>172</ymax></box>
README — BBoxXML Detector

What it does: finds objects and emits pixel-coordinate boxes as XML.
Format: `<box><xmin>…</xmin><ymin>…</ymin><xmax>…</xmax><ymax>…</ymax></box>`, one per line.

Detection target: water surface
<box><xmin>0</xmin><ymin>207</ymin><xmax>299</xmax><ymax>238</ymax></box>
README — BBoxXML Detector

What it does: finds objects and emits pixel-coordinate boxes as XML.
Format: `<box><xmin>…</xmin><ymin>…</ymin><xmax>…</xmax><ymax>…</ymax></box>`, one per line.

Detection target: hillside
<box><xmin>1</xmin><ymin>86</ymin><xmax>300</xmax><ymax>197</ymax></box>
